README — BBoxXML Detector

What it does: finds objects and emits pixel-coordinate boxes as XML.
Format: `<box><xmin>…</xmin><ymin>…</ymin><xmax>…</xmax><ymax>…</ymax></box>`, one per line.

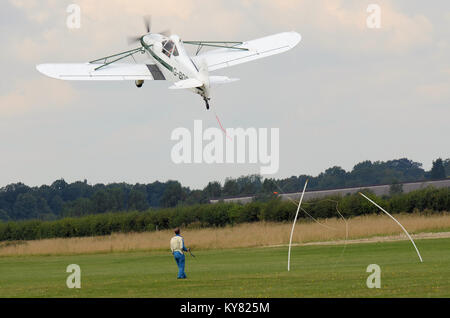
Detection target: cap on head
<box><xmin>174</xmin><ymin>227</ymin><xmax>180</xmax><ymax>235</ymax></box>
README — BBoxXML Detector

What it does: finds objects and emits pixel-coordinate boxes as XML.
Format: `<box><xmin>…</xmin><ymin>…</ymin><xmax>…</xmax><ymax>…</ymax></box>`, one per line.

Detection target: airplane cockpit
<box><xmin>162</xmin><ymin>40</ymin><xmax>179</xmax><ymax>58</ymax></box>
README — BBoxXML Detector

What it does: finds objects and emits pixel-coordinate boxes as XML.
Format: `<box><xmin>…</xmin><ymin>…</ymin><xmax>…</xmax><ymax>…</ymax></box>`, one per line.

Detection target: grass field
<box><xmin>2</xmin><ymin>213</ymin><xmax>450</xmax><ymax>256</ymax></box>
<box><xmin>1</xmin><ymin>237</ymin><xmax>449</xmax><ymax>298</ymax></box>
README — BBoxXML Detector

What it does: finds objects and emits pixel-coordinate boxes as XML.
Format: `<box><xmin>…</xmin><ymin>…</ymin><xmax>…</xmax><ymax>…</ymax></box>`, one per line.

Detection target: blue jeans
<box><xmin>173</xmin><ymin>251</ymin><xmax>187</xmax><ymax>279</ymax></box>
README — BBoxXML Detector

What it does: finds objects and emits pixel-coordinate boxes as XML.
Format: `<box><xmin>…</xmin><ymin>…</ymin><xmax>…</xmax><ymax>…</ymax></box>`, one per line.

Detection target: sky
<box><xmin>0</xmin><ymin>0</ymin><xmax>449</xmax><ymax>190</ymax></box>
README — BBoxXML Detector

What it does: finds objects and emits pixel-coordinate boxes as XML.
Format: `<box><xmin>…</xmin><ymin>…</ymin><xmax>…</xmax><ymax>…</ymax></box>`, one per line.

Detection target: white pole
<box><xmin>288</xmin><ymin>180</ymin><xmax>309</xmax><ymax>271</ymax></box>
<box><xmin>359</xmin><ymin>192</ymin><xmax>423</xmax><ymax>263</ymax></box>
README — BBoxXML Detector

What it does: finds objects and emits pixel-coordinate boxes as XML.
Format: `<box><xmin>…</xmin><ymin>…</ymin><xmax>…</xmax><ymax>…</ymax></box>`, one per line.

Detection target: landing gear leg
<box><xmin>203</xmin><ymin>97</ymin><xmax>210</xmax><ymax>110</ymax></box>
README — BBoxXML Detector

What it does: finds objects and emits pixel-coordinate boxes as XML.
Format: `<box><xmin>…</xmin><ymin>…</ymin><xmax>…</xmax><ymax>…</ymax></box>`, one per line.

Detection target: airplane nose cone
<box><xmin>142</xmin><ymin>35</ymin><xmax>151</xmax><ymax>45</ymax></box>
<box><xmin>142</xmin><ymin>34</ymin><xmax>161</xmax><ymax>47</ymax></box>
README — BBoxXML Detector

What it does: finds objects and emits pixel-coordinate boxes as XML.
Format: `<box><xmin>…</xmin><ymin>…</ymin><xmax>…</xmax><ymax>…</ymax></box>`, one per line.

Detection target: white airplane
<box><xmin>37</xmin><ymin>18</ymin><xmax>301</xmax><ymax>110</ymax></box>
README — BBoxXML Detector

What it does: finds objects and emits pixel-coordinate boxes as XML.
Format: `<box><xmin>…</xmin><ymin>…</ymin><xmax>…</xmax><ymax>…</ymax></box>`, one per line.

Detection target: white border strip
<box><xmin>359</xmin><ymin>192</ymin><xmax>423</xmax><ymax>263</ymax></box>
<box><xmin>288</xmin><ymin>180</ymin><xmax>309</xmax><ymax>271</ymax></box>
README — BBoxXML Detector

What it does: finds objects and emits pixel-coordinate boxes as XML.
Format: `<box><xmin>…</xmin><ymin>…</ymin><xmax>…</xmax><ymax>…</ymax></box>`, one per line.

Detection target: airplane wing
<box><xmin>36</xmin><ymin>63</ymin><xmax>166</xmax><ymax>81</ymax></box>
<box><xmin>191</xmin><ymin>32</ymin><xmax>301</xmax><ymax>72</ymax></box>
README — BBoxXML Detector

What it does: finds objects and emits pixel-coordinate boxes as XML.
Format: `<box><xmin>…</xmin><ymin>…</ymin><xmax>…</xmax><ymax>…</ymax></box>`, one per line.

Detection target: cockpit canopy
<box><xmin>162</xmin><ymin>40</ymin><xmax>179</xmax><ymax>58</ymax></box>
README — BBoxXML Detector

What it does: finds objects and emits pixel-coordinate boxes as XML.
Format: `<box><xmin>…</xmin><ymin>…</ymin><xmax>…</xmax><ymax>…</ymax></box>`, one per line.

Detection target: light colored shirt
<box><xmin>170</xmin><ymin>235</ymin><xmax>187</xmax><ymax>254</ymax></box>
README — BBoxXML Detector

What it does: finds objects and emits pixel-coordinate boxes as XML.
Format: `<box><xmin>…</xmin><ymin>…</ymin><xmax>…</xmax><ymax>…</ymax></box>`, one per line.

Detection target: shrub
<box><xmin>0</xmin><ymin>187</ymin><xmax>448</xmax><ymax>242</ymax></box>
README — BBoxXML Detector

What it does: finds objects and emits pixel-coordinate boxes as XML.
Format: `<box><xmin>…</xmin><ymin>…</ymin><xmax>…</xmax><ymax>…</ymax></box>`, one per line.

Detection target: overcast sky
<box><xmin>0</xmin><ymin>0</ymin><xmax>449</xmax><ymax>190</ymax></box>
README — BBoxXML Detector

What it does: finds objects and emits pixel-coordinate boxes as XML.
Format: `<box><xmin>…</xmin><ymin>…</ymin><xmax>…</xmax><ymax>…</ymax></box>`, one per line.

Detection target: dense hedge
<box><xmin>0</xmin><ymin>187</ymin><xmax>448</xmax><ymax>242</ymax></box>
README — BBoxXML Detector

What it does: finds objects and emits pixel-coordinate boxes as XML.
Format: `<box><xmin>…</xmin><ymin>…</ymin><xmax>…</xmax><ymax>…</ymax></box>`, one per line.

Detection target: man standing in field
<box><xmin>170</xmin><ymin>227</ymin><xmax>190</xmax><ymax>279</ymax></box>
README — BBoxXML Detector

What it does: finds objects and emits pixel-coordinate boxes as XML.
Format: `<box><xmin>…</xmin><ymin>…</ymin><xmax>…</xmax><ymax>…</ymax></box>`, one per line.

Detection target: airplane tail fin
<box><xmin>198</xmin><ymin>58</ymin><xmax>210</xmax><ymax>87</ymax></box>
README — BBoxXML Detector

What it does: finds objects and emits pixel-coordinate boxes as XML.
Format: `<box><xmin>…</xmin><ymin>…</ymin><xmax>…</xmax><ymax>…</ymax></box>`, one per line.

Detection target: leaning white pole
<box><xmin>359</xmin><ymin>192</ymin><xmax>423</xmax><ymax>263</ymax></box>
<box><xmin>288</xmin><ymin>180</ymin><xmax>309</xmax><ymax>271</ymax></box>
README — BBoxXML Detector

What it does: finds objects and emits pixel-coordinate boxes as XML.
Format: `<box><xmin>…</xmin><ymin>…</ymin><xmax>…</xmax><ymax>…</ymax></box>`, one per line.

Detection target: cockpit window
<box><xmin>162</xmin><ymin>40</ymin><xmax>178</xmax><ymax>57</ymax></box>
<box><xmin>173</xmin><ymin>45</ymin><xmax>179</xmax><ymax>56</ymax></box>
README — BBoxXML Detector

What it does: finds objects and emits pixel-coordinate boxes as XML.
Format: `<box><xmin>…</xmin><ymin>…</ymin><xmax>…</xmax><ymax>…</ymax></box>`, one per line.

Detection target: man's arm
<box><xmin>182</xmin><ymin>238</ymin><xmax>188</xmax><ymax>252</ymax></box>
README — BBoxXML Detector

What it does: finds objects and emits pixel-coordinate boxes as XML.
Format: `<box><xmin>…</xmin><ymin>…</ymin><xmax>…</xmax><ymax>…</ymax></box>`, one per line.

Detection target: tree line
<box><xmin>0</xmin><ymin>157</ymin><xmax>448</xmax><ymax>222</ymax></box>
<box><xmin>0</xmin><ymin>186</ymin><xmax>448</xmax><ymax>242</ymax></box>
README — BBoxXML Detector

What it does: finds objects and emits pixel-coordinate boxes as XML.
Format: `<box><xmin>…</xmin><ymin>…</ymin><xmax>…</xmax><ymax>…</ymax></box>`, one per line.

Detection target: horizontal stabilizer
<box><xmin>169</xmin><ymin>78</ymin><xmax>203</xmax><ymax>89</ymax></box>
<box><xmin>209</xmin><ymin>76</ymin><xmax>240</xmax><ymax>86</ymax></box>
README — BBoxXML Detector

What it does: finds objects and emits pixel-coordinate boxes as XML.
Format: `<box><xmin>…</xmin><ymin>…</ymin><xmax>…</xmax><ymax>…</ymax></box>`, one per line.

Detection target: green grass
<box><xmin>1</xmin><ymin>238</ymin><xmax>449</xmax><ymax>298</ymax></box>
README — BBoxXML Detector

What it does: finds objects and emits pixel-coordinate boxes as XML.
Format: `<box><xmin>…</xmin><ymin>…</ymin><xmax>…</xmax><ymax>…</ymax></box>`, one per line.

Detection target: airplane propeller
<box><xmin>127</xmin><ymin>16</ymin><xmax>171</xmax><ymax>45</ymax></box>
<box><xmin>144</xmin><ymin>15</ymin><xmax>151</xmax><ymax>33</ymax></box>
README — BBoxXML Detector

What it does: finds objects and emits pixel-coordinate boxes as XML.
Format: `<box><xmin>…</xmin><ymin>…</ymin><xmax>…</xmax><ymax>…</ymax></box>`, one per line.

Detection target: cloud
<box><xmin>378</xmin><ymin>3</ymin><xmax>434</xmax><ymax>52</ymax></box>
<box><xmin>12</xmin><ymin>28</ymin><xmax>68</xmax><ymax>63</ymax></box>
<box><xmin>249</xmin><ymin>0</ymin><xmax>434</xmax><ymax>53</ymax></box>
<box><xmin>8</xmin><ymin>0</ymin><xmax>52</xmax><ymax>23</ymax></box>
<box><xmin>0</xmin><ymin>79</ymin><xmax>76</xmax><ymax>116</ymax></box>
<box><xmin>417</xmin><ymin>82</ymin><xmax>450</xmax><ymax>102</ymax></box>
<box><xmin>7</xmin><ymin>0</ymin><xmax>435</xmax><ymax>56</ymax></box>
<box><xmin>4</xmin><ymin>0</ymin><xmax>247</xmax><ymax>65</ymax></box>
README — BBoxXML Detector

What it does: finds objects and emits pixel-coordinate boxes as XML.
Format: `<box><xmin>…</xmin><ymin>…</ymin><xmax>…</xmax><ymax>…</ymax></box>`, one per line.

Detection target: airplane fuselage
<box><xmin>141</xmin><ymin>34</ymin><xmax>211</xmax><ymax>105</ymax></box>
